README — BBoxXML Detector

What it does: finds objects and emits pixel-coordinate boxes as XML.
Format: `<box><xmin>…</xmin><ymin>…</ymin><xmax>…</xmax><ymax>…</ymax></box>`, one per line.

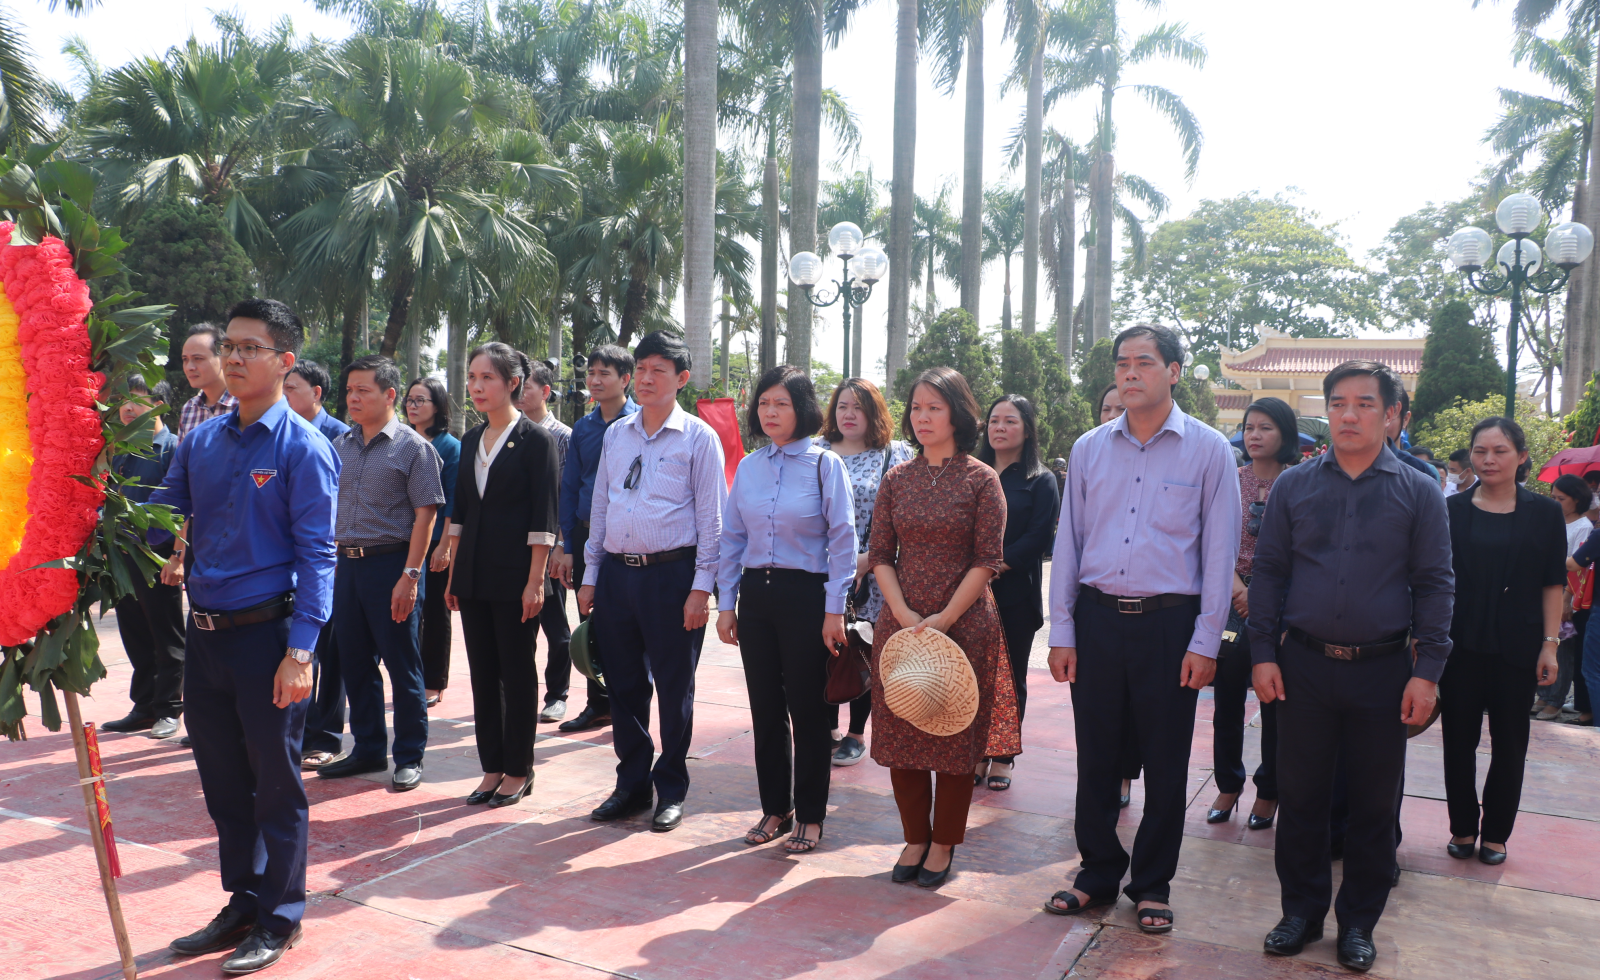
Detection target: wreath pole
<box><xmin>64</xmin><ymin>691</ymin><xmax>138</xmax><ymax>980</ymax></box>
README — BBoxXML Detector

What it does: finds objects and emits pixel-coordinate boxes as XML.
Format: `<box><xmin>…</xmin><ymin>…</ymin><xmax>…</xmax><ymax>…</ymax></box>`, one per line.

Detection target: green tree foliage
<box><xmin>897</xmin><ymin>308</ymin><xmax>997</xmax><ymax>407</ymax></box>
<box><xmin>1567</xmin><ymin>372</ymin><xmax>1600</xmax><ymax>447</ymax></box>
<box><xmin>1077</xmin><ymin>338</ymin><xmax>1114</xmax><ymax>408</ymax></box>
<box><xmin>122</xmin><ymin>200</ymin><xmax>258</xmax><ymax>396</ymax></box>
<box><xmin>1368</xmin><ymin>194</ymin><xmax>1497</xmax><ymax>333</ymax></box>
<box><xmin>999</xmin><ymin>330</ymin><xmax>1092</xmax><ymax>460</ymax></box>
<box><xmin>1174</xmin><ymin>374</ymin><xmax>1218</xmax><ymax>428</ymax></box>
<box><xmin>1117</xmin><ymin>193</ymin><xmax>1378</xmax><ymax>353</ymax></box>
<box><xmin>1411</xmin><ymin>300</ymin><xmax>1506</xmax><ymax>430</ymax></box>
<box><xmin>1413</xmin><ymin>395</ymin><xmax>1566</xmax><ymax>492</ymax></box>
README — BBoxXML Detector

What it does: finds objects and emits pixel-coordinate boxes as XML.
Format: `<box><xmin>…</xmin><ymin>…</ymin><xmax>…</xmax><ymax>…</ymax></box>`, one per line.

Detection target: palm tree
<box><xmin>683</xmin><ymin>0</ymin><xmax>718</xmax><ymax>387</ymax></box>
<box><xmin>912</xmin><ymin>184</ymin><xmax>961</xmax><ymax>318</ymax></box>
<box><xmin>0</xmin><ymin>15</ymin><xmax>59</xmax><ymax>149</ymax></box>
<box><xmin>819</xmin><ymin>168</ymin><xmax>885</xmax><ymax>374</ymax></box>
<box><xmin>926</xmin><ymin>0</ymin><xmax>992</xmax><ymax>319</ymax></box>
<box><xmin>982</xmin><ymin>184</ymin><xmax>1025</xmax><ymax>331</ymax></box>
<box><xmin>1002</xmin><ymin>0</ymin><xmax>1055</xmax><ymax>335</ymax></box>
<box><xmin>885</xmin><ymin>0</ymin><xmax>919</xmax><ymax>381</ymax></box>
<box><xmin>1041</xmin><ymin>0</ymin><xmax>1204</xmax><ymax>344</ymax></box>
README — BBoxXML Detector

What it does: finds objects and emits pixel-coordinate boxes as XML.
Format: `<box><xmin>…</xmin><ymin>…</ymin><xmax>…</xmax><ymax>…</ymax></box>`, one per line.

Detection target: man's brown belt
<box><xmin>609</xmin><ymin>547</ymin><xmax>696</xmax><ymax>567</ymax></box>
<box><xmin>1081</xmin><ymin>584</ymin><xmax>1198</xmax><ymax>615</ymax></box>
<box><xmin>192</xmin><ymin>594</ymin><xmax>295</xmax><ymax>632</ymax></box>
<box><xmin>1288</xmin><ymin>626</ymin><xmax>1410</xmax><ymax>662</ymax></box>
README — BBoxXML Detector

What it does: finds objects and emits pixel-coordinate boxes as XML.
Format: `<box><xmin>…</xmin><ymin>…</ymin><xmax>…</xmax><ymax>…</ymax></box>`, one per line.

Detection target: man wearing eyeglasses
<box><xmin>577</xmin><ymin>331</ymin><xmax>726</xmax><ymax>833</ymax></box>
<box><xmin>150</xmin><ymin>299</ymin><xmax>339</xmax><ymax>975</ymax></box>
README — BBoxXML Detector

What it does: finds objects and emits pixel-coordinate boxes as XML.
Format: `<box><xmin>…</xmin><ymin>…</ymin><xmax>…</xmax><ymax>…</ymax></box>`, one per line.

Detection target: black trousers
<box><xmin>1070</xmin><ymin>594</ymin><xmax>1200</xmax><ymax>904</ymax></box>
<box><xmin>115</xmin><ymin>540</ymin><xmax>185</xmax><ymax>718</ymax></box>
<box><xmin>301</xmin><ymin>621</ymin><xmax>345</xmax><ymax>756</ymax></box>
<box><xmin>420</xmin><ymin>538</ymin><xmax>452</xmax><ymax>691</ymax></box>
<box><xmin>738</xmin><ymin>569</ymin><xmax>833</xmax><ymax>824</ymax></box>
<box><xmin>457</xmin><ymin>596</ymin><xmax>539</xmax><ymax>777</ymax></box>
<box><xmin>1441</xmin><ymin>645</ymin><xmax>1538</xmax><ymax>844</ymax></box>
<box><xmin>539</xmin><ymin>578</ymin><xmax>572</xmax><ymax>705</ymax></box>
<box><xmin>569</xmin><ymin>525</ymin><xmax>609</xmax><ymax>714</ymax></box>
<box><xmin>1275</xmin><ymin>637</ymin><xmax>1410</xmax><ymax>931</ymax></box>
<box><xmin>1212</xmin><ymin>648</ymin><xmax>1278</xmax><ymax>798</ymax></box>
<box><xmin>991</xmin><ymin>603</ymin><xmax>1039</xmax><ymax>764</ymax></box>
<box><xmin>832</xmin><ymin>687</ymin><xmax>872</xmax><ymax>736</ymax></box>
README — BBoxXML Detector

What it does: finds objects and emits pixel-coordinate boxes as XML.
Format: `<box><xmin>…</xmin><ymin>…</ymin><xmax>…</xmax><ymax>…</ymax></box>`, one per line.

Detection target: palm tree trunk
<box><xmin>336</xmin><ymin>290</ymin><xmax>363</xmax><ymax>422</ymax></box>
<box><xmin>926</xmin><ymin>244</ymin><xmax>936</xmax><ymax>315</ymax></box>
<box><xmin>1564</xmin><ymin>180</ymin><xmax>1589</xmax><ymax>414</ymax></box>
<box><xmin>720</xmin><ymin>288</ymin><xmax>732</xmax><ymax>395</ymax></box>
<box><xmin>1580</xmin><ymin>51</ymin><xmax>1600</xmax><ymax>407</ymax></box>
<box><xmin>405</xmin><ymin>312</ymin><xmax>422</xmax><ymax>380</ymax></box>
<box><xmin>1021</xmin><ymin>42</ymin><xmax>1043</xmax><ymax>335</ymax></box>
<box><xmin>959</xmin><ymin>17</ymin><xmax>983</xmax><ymax>318</ymax></box>
<box><xmin>885</xmin><ymin>0</ymin><xmax>918</xmax><ymax>391</ymax></box>
<box><xmin>447</xmin><ymin>312</ymin><xmax>468</xmax><ymax>436</ymax></box>
<box><xmin>548</xmin><ymin>309</ymin><xmax>563</xmax><ymax>365</ymax></box>
<box><xmin>788</xmin><ymin>2</ymin><xmax>825</xmax><ymax>374</ymax></box>
<box><xmin>1092</xmin><ymin>151</ymin><xmax>1114</xmax><ymax>343</ymax></box>
<box><xmin>683</xmin><ymin>0</ymin><xmax>717</xmax><ymax>388</ymax></box>
<box><xmin>618</xmin><ymin>267</ymin><xmax>650</xmax><ymax>348</ymax></box>
<box><xmin>379</xmin><ymin>264</ymin><xmax>417</xmax><ymax>359</ymax></box>
<box><xmin>1001</xmin><ymin>254</ymin><xmax>1013</xmax><ymax>332</ymax></box>
<box><xmin>761</xmin><ymin>132</ymin><xmax>780</xmax><ymax>375</ymax></box>
<box><xmin>1057</xmin><ymin>180</ymin><xmax>1076</xmax><ymax>360</ymax></box>
<box><xmin>1081</xmin><ymin>224</ymin><xmax>1096</xmax><ymax>344</ymax></box>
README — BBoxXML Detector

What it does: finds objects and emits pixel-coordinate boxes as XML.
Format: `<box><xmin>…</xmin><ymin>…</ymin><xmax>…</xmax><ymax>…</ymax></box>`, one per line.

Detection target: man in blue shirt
<box><xmin>102</xmin><ymin>377</ymin><xmax>185</xmax><ymax>740</ymax></box>
<box><xmin>553</xmin><ymin>344</ymin><xmax>637</xmax><ymax>732</ymax></box>
<box><xmin>284</xmin><ymin>359</ymin><xmax>351</xmax><ymax>769</ymax></box>
<box><xmin>151</xmin><ymin>298</ymin><xmax>339</xmax><ymax>976</ymax></box>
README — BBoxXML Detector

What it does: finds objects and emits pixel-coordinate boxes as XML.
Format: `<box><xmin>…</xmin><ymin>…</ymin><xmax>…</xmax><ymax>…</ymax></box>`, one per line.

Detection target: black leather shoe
<box><xmin>916</xmin><ymin>846</ymin><xmax>955</xmax><ymax>888</ymax></box>
<box><xmin>1479</xmin><ymin>844</ymin><xmax>1507</xmax><ymax>866</ymax></box>
<box><xmin>489</xmin><ymin>776</ymin><xmax>533</xmax><ymax>808</ymax></box>
<box><xmin>1392</xmin><ymin>864</ymin><xmax>1401</xmax><ymax>887</ymax></box>
<box><xmin>1336</xmin><ymin>926</ymin><xmax>1377</xmax><ymax>972</ymax></box>
<box><xmin>150</xmin><ymin>717</ymin><xmax>181</xmax><ymax>739</ymax></box>
<box><xmin>891</xmin><ymin>848</ymin><xmax>927</xmax><ymax>883</ymax></box>
<box><xmin>1446</xmin><ymin>838</ymin><xmax>1476</xmax><ymax>859</ymax></box>
<box><xmin>316</xmin><ymin>755</ymin><xmax>386</xmax><ymax>779</ymax></box>
<box><xmin>392</xmin><ymin>764</ymin><xmax>423</xmax><ymax>792</ymax></box>
<box><xmin>170</xmin><ymin>906</ymin><xmax>257</xmax><ymax>955</ymax></box>
<box><xmin>465</xmin><ymin>788</ymin><xmax>496</xmax><ymax>805</ymax></box>
<box><xmin>653</xmin><ymin>800</ymin><xmax>685</xmax><ymax>832</ymax></box>
<box><xmin>221</xmin><ymin>923</ymin><xmax>302</xmax><ymax>975</ymax></box>
<box><xmin>591</xmin><ymin>790</ymin><xmax>652</xmax><ymax>822</ymax></box>
<box><xmin>539</xmin><ymin>700</ymin><xmax>568</xmax><ymax>722</ymax></box>
<box><xmin>558</xmin><ymin>705</ymin><xmax>612</xmax><ymax>732</ymax></box>
<box><xmin>1206</xmin><ymin>800</ymin><xmax>1237</xmax><ymax>823</ymax></box>
<box><xmin>179</xmin><ymin>735</ymin><xmax>192</xmax><ymax>748</ymax></box>
<box><xmin>1263</xmin><ymin>915</ymin><xmax>1323</xmax><ymax>957</ymax></box>
<box><xmin>101</xmin><ymin>713</ymin><xmax>154</xmax><ymax>734</ymax></box>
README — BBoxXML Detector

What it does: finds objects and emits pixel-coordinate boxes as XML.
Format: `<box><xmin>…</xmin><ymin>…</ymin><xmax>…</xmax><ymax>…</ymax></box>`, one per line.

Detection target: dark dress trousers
<box><xmin>450</xmin><ymin>417</ymin><xmax>560</xmax><ymax>779</ymax></box>
<box><xmin>1248</xmin><ymin>447</ymin><xmax>1453</xmax><ymax>933</ymax></box>
<box><xmin>1442</xmin><ymin>486</ymin><xmax>1565</xmax><ymax>844</ymax></box>
<box><xmin>111</xmin><ymin>428</ymin><xmax>186</xmax><ymax>720</ymax></box>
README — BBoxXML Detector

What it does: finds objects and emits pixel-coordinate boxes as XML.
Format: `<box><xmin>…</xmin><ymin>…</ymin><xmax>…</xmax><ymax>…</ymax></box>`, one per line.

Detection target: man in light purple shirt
<box><xmin>1043</xmin><ymin>324</ymin><xmax>1241</xmax><ymax>931</ymax></box>
<box><xmin>576</xmin><ymin>331</ymin><xmax>727</xmax><ymax>833</ymax></box>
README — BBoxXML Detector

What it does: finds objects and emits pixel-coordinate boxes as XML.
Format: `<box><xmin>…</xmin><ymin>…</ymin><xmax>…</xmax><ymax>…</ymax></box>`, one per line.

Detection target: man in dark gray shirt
<box><xmin>1247</xmin><ymin>359</ymin><xmax>1453</xmax><ymax>974</ymax></box>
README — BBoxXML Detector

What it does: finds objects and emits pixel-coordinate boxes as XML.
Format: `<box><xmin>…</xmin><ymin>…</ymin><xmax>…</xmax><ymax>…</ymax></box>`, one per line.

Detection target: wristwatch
<box><xmin>286</xmin><ymin>647</ymin><xmax>314</xmax><ymax>664</ymax></box>
<box><xmin>404</xmin><ymin>567</ymin><xmax>422</xmax><ymax>581</ymax></box>
<box><xmin>1543</xmin><ymin>636</ymin><xmax>1561</xmax><ymax>644</ymax></box>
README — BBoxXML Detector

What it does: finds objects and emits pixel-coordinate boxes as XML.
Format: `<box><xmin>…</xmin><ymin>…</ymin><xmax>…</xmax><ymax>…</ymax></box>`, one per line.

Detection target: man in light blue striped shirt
<box><xmin>577</xmin><ymin>331</ymin><xmax>727</xmax><ymax>832</ymax></box>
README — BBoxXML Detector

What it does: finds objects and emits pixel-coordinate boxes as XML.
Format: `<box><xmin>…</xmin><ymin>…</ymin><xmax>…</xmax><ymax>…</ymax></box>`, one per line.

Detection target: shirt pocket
<box><xmin>649</xmin><ymin>451</ymin><xmax>694</xmax><ymax>501</ymax></box>
<box><xmin>1148</xmin><ymin>481</ymin><xmax>1202</xmax><ymax>537</ymax></box>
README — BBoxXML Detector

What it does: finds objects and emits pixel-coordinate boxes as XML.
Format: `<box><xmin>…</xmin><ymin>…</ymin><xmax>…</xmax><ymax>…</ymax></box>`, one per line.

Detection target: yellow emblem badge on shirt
<box><xmin>250</xmin><ymin>469</ymin><xmax>277</xmax><ymax>488</ymax></box>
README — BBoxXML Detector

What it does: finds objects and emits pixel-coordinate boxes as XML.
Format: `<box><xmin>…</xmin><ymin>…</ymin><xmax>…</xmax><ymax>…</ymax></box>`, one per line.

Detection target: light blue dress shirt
<box><xmin>718</xmin><ymin>439</ymin><xmax>858</xmax><ymax>614</ymax></box>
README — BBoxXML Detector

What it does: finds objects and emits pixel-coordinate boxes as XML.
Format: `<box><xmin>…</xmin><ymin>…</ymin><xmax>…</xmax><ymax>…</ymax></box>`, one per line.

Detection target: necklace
<box><xmin>927</xmin><ymin>456</ymin><xmax>950</xmax><ymax>486</ymax></box>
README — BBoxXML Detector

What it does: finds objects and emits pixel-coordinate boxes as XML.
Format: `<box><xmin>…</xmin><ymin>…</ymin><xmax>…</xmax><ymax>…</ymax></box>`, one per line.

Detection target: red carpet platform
<box><xmin>4</xmin><ymin>582</ymin><xmax>1599</xmax><ymax>980</ymax></box>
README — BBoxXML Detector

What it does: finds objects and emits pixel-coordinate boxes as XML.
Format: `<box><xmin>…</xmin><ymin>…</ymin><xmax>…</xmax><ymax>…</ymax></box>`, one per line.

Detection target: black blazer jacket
<box><xmin>1445</xmin><ymin>484</ymin><xmax>1566</xmax><ymax>662</ymax></box>
<box><xmin>450</xmin><ymin>416</ymin><xmax>560</xmax><ymax>603</ymax></box>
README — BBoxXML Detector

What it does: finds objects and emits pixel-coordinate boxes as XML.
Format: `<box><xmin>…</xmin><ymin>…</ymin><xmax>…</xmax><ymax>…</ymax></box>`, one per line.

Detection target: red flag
<box><xmin>83</xmin><ymin>722</ymin><xmax>122</xmax><ymax>878</ymax></box>
<box><xmin>697</xmin><ymin>397</ymin><xmax>745</xmax><ymax>489</ymax></box>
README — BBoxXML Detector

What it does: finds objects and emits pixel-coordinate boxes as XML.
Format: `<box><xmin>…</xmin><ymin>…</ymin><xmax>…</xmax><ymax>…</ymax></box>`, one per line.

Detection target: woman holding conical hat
<box><xmin>869</xmin><ymin>366</ymin><xmax>1020</xmax><ymax>889</ymax></box>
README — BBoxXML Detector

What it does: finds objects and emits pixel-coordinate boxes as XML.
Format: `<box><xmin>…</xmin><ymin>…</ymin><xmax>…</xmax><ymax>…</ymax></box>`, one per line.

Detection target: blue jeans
<box><xmin>333</xmin><ymin>551</ymin><xmax>429</xmax><ymax>768</ymax></box>
<box><xmin>1584</xmin><ymin>610</ymin><xmax>1600</xmax><ymax>717</ymax></box>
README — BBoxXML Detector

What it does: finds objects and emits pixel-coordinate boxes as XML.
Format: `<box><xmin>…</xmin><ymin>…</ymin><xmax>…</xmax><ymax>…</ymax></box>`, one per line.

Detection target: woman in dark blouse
<box><xmin>1443</xmin><ymin>417</ymin><xmax>1564</xmax><ymax>866</ymax></box>
<box><xmin>975</xmin><ymin>394</ymin><xmax>1059</xmax><ymax>791</ymax></box>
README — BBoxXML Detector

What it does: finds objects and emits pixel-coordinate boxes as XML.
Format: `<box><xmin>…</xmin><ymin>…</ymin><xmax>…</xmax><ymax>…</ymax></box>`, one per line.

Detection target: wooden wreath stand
<box><xmin>64</xmin><ymin>690</ymin><xmax>138</xmax><ymax>980</ymax></box>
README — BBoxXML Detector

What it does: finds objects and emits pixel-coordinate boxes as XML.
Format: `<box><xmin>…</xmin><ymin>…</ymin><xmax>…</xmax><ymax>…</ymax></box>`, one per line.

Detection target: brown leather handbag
<box><xmin>825</xmin><ymin>600</ymin><xmax>873</xmax><ymax>705</ymax></box>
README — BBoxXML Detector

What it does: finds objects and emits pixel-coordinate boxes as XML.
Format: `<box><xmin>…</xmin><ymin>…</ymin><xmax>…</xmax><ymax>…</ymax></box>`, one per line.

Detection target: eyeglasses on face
<box><xmin>218</xmin><ymin>341</ymin><xmax>287</xmax><ymax>360</ymax></box>
<box><xmin>404</xmin><ymin>396</ymin><xmax>431</xmax><ymax>407</ymax></box>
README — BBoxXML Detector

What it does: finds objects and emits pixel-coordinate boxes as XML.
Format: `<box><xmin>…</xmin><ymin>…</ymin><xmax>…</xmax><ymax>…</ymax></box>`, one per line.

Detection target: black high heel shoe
<box><xmin>1248</xmin><ymin>800</ymin><xmax>1278</xmax><ymax>831</ymax></box>
<box><xmin>892</xmin><ymin>845</ymin><xmax>928</xmax><ymax>883</ymax></box>
<box><xmin>917</xmin><ymin>846</ymin><xmax>955</xmax><ymax>888</ymax></box>
<box><xmin>488</xmin><ymin>775</ymin><xmax>533</xmax><ymax>808</ymax></box>
<box><xmin>1446</xmin><ymin>837</ymin><xmax>1476</xmax><ymax>860</ymax></box>
<box><xmin>1206</xmin><ymin>795</ymin><xmax>1239</xmax><ymax>824</ymax></box>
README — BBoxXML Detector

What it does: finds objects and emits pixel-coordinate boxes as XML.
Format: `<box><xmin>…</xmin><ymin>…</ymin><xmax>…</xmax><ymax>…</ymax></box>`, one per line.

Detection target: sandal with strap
<box><xmin>744</xmin><ymin>812</ymin><xmax>794</xmax><ymax>846</ymax></box>
<box><xmin>1136</xmin><ymin>904</ymin><xmax>1175</xmax><ymax>934</ymax></box>
<box><xmin>973</xmin><ymin>759</ymin><xmax>990</xmax><ymax>787</ymax></box>
<box><xmin>785</xmin><ymin>823</ymin><xmax>824</xmax><ymax>853</ymax></box>
<box><xmin>1043</xmin><ymin>891</ymin><xmax>1116</xmax><ymax>916</ymax></box>
<box><xmin>986</xmin><ymin>761</ymin><xmax>1013</xmax><ymax>791</ymax></box>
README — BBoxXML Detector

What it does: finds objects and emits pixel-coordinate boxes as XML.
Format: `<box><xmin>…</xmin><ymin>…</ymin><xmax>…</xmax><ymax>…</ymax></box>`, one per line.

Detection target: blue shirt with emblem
<box><xmin>149</xmin><ymin>398</ymin><xmax>341</xmax><ymax>651</ymax></box>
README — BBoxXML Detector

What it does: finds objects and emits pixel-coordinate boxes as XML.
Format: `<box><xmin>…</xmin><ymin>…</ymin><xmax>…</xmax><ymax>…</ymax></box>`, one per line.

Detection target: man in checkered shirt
<box><xmin>176</xmin><ymin>322</ymin><xmax>239</xmax><ymax>442</ymax></box>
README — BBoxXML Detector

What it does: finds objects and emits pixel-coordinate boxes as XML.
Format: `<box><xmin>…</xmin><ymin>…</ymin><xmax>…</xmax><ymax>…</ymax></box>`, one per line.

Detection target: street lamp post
<box><xmin>789</xmin><ymin>222</ymin><xmax>888</xmax><ymax>379</ymax></box>
<box><xmin>1448</xmin><ymin>192</ymin><xmax>1594</xmax><ymax>420</ymax></box>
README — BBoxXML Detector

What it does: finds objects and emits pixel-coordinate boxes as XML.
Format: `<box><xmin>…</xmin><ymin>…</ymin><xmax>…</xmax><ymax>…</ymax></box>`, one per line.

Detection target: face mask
<box><xmin>1445</xmin><ymin>473</ymin><xmax>1461</xmax><ymax>485</ymax></box>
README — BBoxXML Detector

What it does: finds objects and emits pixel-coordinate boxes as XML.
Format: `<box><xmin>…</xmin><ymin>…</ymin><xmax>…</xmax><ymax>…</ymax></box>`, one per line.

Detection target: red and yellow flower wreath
<box><xmin>0</xmin><ymin>219</ymin><xmax>104</xmax><ymax>647</ymax></box>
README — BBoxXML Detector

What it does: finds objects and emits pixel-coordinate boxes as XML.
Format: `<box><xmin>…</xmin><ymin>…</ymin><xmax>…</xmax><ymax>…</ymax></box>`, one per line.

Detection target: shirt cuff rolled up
<box><xmin>448</xmin><ymin>525</ymin><xmax>462</xmax><ymax>536</ymax></box>
<box><xmin>1047</xmin><ymin>623</ymin><xmax>1077</xmax><ymax>647</ymax></box>
<box><xmin>528</xmin><ymin>531</ymin><xmax>555</xmax><ymax>547</ymax></box>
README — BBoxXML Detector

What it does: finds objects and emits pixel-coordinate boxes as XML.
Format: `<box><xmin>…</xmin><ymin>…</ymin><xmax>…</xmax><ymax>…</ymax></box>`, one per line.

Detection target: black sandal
<box><xmin>1043</xmin><ymin>891</ymin><xmax>1115</xmax><ymax>916</ymax></box>
<box><xmin>1136</xmin><ymin>904</ymin><xmax>1174</xmax><ymax>933</ymax></box>
<box><xmin>744</xmin><ymin>813</ymin><xmax>794</xmax><ymax>846</ymax></box>
<box><xmin>986</xmin><ymin>761</ymin><xmax>1013</xmax><ymax>791</ymax></box>
<box><xmin>785</xmin><ymin>823</ymin><xmax>824</xmax><ymax>853</ymax></box>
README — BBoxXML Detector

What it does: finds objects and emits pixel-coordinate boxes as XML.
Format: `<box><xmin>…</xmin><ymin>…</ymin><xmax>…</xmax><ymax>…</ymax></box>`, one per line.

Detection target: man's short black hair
<box><xmin>746</xmin><ymin>365</ymin><xmax>824</xmax><ymax>441</ymax></box>
<box><xmin>1448</xmin><ymin>448</ymin><xmax>1471</xmax><ymax>467</ymax></box>
<box><xmin>126</xmin><ymin>374</ymin><xmax>173</xmax><ymax>405</ymax></box>
<box><xmin>343</xmin><ymin>354</ymin><xmax>402</xmax><ymax>407</ymax></box>
<box><xmin>633</xmin><ymin>330</ymin><xmax>691</xmax><ymax>375</ymax></box>
<box><xmin>150</xmin><ymin>379</ymin><xmax>174</xmax><ymax>405</ymax></box>
<box><xmin>224</xmin><ymin>298</ymin><xmax>304</xmax><ymax>355</ymax></box>
<box><xmin>1111</xmin><ymin>323</ymin><xmax>1184</xmax><ymax>369</ymax></box>
<box><xmin>291</xmin><ymin>359</ymin><xmax>332</xmax><ymax>396</ymax></box>
<box><xmin>588</xmin><ymin>344</ymin><xmax>635</xmax><ymax>377</ymax></box>
<box><xmin>528</xmin><ymin>359</ymin><xmax>556</xmax><ymax>394</ymax></box>
<box><xmin>186</xmin><ymin>321</ymin><xmax>223</xmax><ymax>353</ymax></box>
<box><xmin>1322</xmin><ymin>359</ymin><xmax>1404</xmax><ymax>410</ymax></box>
<box><xmin>1410</xmin><ymin>446</ymin><xmax>1433</xmax><ymax>460</ymax></box>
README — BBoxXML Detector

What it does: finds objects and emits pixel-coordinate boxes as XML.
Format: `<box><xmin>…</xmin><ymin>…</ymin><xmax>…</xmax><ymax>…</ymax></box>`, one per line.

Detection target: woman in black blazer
<box><xmin>975</xmin><ymin>394</ymin><xmax>1059</xmax><ymax>792</ymax></box>
<box><xmin>441</xmin><ymin>342</ymin><xmax>560</xmax><ymax>808</ymax></box>
<box><xmin>1442</xmin><ymin>416</ymin><xmax>1564</xmax><ymax>866</ymax></box>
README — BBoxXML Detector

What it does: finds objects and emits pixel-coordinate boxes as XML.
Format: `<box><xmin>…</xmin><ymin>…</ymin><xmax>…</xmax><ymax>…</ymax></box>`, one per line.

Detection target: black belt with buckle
<box><xmin>609</xmin><ymin>546</ymin><xmax>697</xmax><ymax>568</ymax></box>
<box><xmin>1288</xmin><ymin>626</ymin><xmax>1410</xmax><ymax>662</ymax></box>
<box><xmin>192</xmin><ymin>594</ymin><xmax>295</xmax><ymax>632</ymax></box>
<box><xmin>1082</xmin><ymin>584</ymin><xmax>1198</xmax><ymax>615</ymax></box>
<box><xmin>339</xmin><ymin>542</ymin><xmax>409</xmax><ymax>559</ymax></box>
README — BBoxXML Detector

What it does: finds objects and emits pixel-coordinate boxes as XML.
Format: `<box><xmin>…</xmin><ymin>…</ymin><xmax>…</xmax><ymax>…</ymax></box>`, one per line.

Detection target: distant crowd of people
<box><xmin>100</xmin><ymin>305</ymin><xmax>1581</xmax><ymax>975</ymax></box>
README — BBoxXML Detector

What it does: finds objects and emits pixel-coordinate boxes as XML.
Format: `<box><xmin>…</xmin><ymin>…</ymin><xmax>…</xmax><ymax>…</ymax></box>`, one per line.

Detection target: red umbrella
<box><xmin>1536</xmin><ymin>444</ymin><xmax>1600</xmax><ymax>482</ymax></box>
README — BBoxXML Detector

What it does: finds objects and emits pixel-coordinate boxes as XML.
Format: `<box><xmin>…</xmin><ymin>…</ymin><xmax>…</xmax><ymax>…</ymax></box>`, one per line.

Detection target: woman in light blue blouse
<box><xmin>717</xmin><ymin>365</ymin><xmax>857</xmax><ymax>854</ymax></box>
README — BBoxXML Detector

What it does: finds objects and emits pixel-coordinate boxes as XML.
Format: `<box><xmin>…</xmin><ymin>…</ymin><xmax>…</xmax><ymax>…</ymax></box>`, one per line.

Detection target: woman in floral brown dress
<box><xmin>869</xmin><ymin>366</ymin><xmax>1021</xmax><ymax>888</ymax></box>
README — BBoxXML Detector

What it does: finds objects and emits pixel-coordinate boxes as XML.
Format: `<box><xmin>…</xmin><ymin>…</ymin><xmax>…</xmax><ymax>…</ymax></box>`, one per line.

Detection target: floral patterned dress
<box><xmin>817</xmin><ymin>438</ymin><xmax>915</xmax><ymax>622</ymax></box>
<box><xmin>867</xmin><ymin>453</ymin><xmax>1022</xmax><ymax>772</ymax></box>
